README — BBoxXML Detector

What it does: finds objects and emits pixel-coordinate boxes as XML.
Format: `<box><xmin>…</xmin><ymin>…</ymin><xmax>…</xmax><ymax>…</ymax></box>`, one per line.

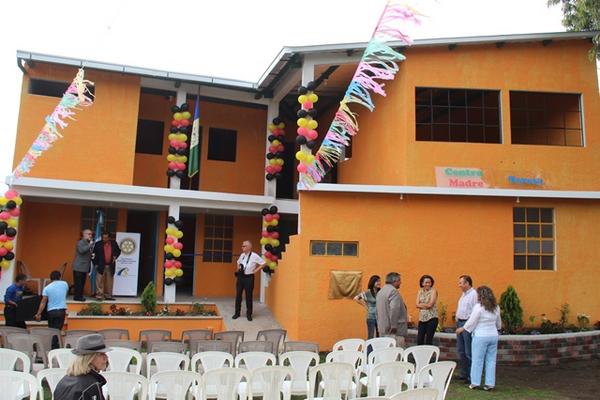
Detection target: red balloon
<box><xmin>0</xmin><ymin>212</ymin><xmax>9</xmax><ymax>220</ymax></box>
<box><xmin>174</xmin><ymin>261</ymin><xmax>182</xmax><ymax>268</ymax></box>
<box><xmin>168</xmin><ymin>162</ymin><xmax>177</xmax><ymax>170</ymax></box>
<box><xmin>273</xmin><ymin>213</ymin><xmax>280</xmax><ymax>220</ymax></box>
<box><xmin>297</xmin><ymin>127</ymin><xmax>308</xmax><ymax>136</ymax></box>
<box><xmin>176</xmin><ymin>162</ymin><xmax>186</xmax><ymax>170</ymax></box>
<box><xmin>171</xmin><ymin>120</ymin><xmax>179</xmax><ymax>127</ymax></box>
<box><xmin>166</xmin><ymin>237</ymin><xmax>175</xmax><ymax>244</ymax></box>
<box><xmin>261</xmin><ymin>231</ymin><xmax>269</xmax><ymax>238</ymax></box>
<box><xmin>269</xmin><ymin>146</ymin><xmax>277</xmax><ymax>153</ymax></box>
<box><xmin>180</xmin><ymin>142</ymin><xmax>188</xmax><ymax>149</ymax></box>
<box><xmin>164</xmin><ymin>260</ymin><xmax>174</xmax><ymax>268</ymax></box>
<box><xmin>308</xmin><ymin>130</ymin><xmax>319</xmax><ymax>140</ymax></box>
<box><xmin>0</xmin><ymin>234</ymin><xmax>7</xmax><ymax>242</ymax></box>
<box><xmin>9</xmin><ymin>208</ymin><xmax>20</xmax><ymax>217</ymax></box>
<box><xmin>170</xmin><ymin>140</ymin><xmax>180</xmax><ymax>148</ymax></box>
<box><xmin>303</xmin><ymin>101</ymin><xmax>313</xmax><ymax>110</ymax></box>
<box><xmin>174</xmin><ymin>242</ymin><xmax>183</xmax><ymax>250</ymax></box>
<box><xmin>277</xmin><ymin>144</ymin><xmax>284</xmax><ymax>152</ymax></box>
<box><xmin>0</xmin><ymin>248</ymin><xmax>7</xmax><ymax>257</ymax></box>
<box><xmin>180</xmin><ymin>119</ymin><xmax>190</xmax><ymax>127</ymax></box>
<box><xmin>271</xmin><ymin>231</ymin><xmax>280</xmax><ymax>239</ymax></box>
<box><xmin>265</xmin><ymin>214</ymin><xmax>273</xmax><ymax>222</ymax></box>
<box><xmin>264</xmin><ymin>251</ymin><xmax>272</xmax><ymax>258</ymax></box>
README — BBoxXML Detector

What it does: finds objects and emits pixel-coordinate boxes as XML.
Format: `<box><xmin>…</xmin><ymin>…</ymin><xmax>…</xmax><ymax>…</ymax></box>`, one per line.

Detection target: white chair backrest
<box><xmin>390</xmin><ymin>388</ymin><xmax>439</xmax><ymax>400</ymax></box>
<box><xmin>333</xmin><ymin>338</ymin><xmax>365</xmax><ymax>352</ymax></box>
<box><xmin>279</xmin><ymin>351</ymin><xmax>319</xmax><ymax>389</ymax></box>
<box><xmin>234</xmin><ymin>351</ymin><xmax>276</xmax><ymax>372</ymax></box>
<box><xmin>37</xmin><ymin>368</ymin><xmax>67</xmax><ymax>398</ymax></box>
<box><xmin>0</xmin><ymin>370</ymin><xmax>38</xmax><ymax>400</ymax></box>
<box><xmin>368</xmin><ymin>347</ymin><xmax>405</xmax><ymax>366</ymax></box>
<box><xmin>191</xmin><ymin>351</ymin><xmax>233</xmax><ymax>373</ymax></box>
<box><xmin>0</xmin><ymin>348</ymin><xmax>31</xmax><ymax>372</ymax></box>
<box><xmin>202</xmin><ymin>367</ymin><xmax>251</xmax><ymax>400</ymax></box>
<box><xmin>416</xmin><ymin>361</ymin><xmax>456</xmax><ymax>400</ymax></box>
<box><xmin>149</xmin><ymin>370</ymin><xmax>201</xmax><ymax>400</ymax></box>
<box><xmin>403</xmin><ymin>346</ymin><xmax>440</xmax><ymax>373</ymax></box>
<box><xmin>365</xmin><ymin>337</ymin><xmax>396</xmax><ymax>353</ymax></box>
<box><xmin>102</xmin><ymin>371</ymin><xmax>149</xmax><ymax>400</ymax></box>
<box><xmin>308</xmin><ymin>362</ymin><xmax>354</xmax><ymax>400</ymax></box>
<box><xmin>48</xmin><ymin>348</ymin><xmax>76</xmax><ymax>369</ymax></box>
<box><xmin>106</xmin><ymin>347</ymin><xmax>143</xmax><ymax>374</ymax></box>
<box><xmin>146</xmin><ymin>352</ymin><xmax>189</xmax><ymax>377</ymax></box>
<box><xmin>326</xmin><ymin>349</ymin><xmax>365</xmax><ymax>369</ymax></box>
<box><xmin>250</xmin><ymin>366</ymin><xmax>294</xmax><ymax>400</ymax></box>
<box><xmin>367</xmin><ymin>361</ymin><xmax>414</xmax><ymax>397</ymax></box>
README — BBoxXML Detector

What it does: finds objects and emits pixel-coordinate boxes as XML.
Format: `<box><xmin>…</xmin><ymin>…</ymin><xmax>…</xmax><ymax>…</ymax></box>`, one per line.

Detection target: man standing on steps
<box><xmin>456</xmin><ymin>274</ymin><xmax>478</xmax><ymax>383</ymax></box>
<box><xmin>233</xmin><ymin>240</ymin><xmax>265</xmax><ymax>321</ymax></box>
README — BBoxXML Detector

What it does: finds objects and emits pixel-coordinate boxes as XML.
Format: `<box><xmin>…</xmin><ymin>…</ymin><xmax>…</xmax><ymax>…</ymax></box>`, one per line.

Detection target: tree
<box><xmin>499</xmin><ymin>286</ymin><xmax>524</xmax><ymax>334</ymax></box>
<box><xmin>548</xmin><ymin>0</ymin><xmax>600</xmax><ymax>59</ymax></box>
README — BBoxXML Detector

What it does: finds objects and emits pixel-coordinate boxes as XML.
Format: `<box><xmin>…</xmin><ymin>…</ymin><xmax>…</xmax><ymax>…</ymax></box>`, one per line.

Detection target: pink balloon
<box><xmin>168</xmin><ymin>162</ymin><xmax>177</xmax><ymax>170</ymax></box>
<box><xmin>174</xmin><ymin>242</ymin><xmax>183</xmax><ymax>250</ymax></box>
<box><xmin>303</xmin><ymin>101</ymin><xmax>313</xmax><ymax>109</ymax></box>
<box><xmin>308</xmin><ymin>130</ymin><xmax>318</xmax><ymax>140</ymax></box>
<box><xmin>165</xmin><ymin>237</ymin><xmax>175</xmax><ymax>244</ymax></box>
<box><xmin>9</xmin><ymin>208</ymin><xmax>20</xmax><ymax>217</ymax></box>
<box><xmin>271</xmin><ymin>231</ymin><xmax>280</xmax><ymax>239</ymax></box>
<box><xmin>174</xmin><ymin>261</ymin><xmax>182</xmax><ymax>268</ymax></box>
<box><xmin>273</xmin><ymin>165</ymin><xmax>282</xmax><ymax>172</ymax></box>
<box><xmin>164</xmin><ymin>260</ymin><xmax>174</xmax><ymax>268</ymax></box>
<box><xmin>264</xmin><ymin>251</ymin><xmax>272</xmax><ymax>258</ymax></box>
<box><xmin>4</xmin><ymin>190</ymin><xmax>18</xmax><ymax>200</ymax></box>
<box><xmin>170</xmin><ymin>140</ymin><xmax>180</xmax><ymax>148</ymax></box>
<box><xmin>297</xmin><ymin>163</ymin><xmax>307</xmax><ymax>173</ymax></box>
<box><xmin>0</xmin><ymin>212</ymin><xmax>9</xmax><ymax>220</ymax></box>
<box><xmin>264</xmin><ymin>214</ymin><xmax>273</xmax><ymax>222</ymax></box>
<box><xmin>277</xmin><ymin>144</ymin><xmax>284</xmax><ymax>152</ymax></box>
<box><xmin>268</xmin><ymin>145</ymin><xmax>277</xmax><ymax>153</ymax></box>
<box><xmin>180</xmin><ymin>142</ymin><xmax>188</xmax><ymax>149</ymax></box>
<box><xmin>0</xmin><ymin>248</ymin><xmax>7</xmax><ymax>257</ymax></box>
<box><xmin>297</xmin><ymin>127</ymin><xmax>308</xmax><ymax>136</ymax></box>
<box><xmin>261</xmin><ymin>231</ymin><xmax>269</xmax><ymax>238</ymax></box>
<box><xmin>0</xmin><ymin>234</ymin><xmax>7</xmax><ymax>242</ymax></box>
<box><xmin>272</xmin><ymin>213</ymin><xmax>280</xmax><ymax>220</ymax></box>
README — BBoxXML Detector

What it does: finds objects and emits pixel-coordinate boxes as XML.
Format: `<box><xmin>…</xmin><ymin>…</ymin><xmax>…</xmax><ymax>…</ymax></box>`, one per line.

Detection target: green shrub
<box><xmin>499</xmin><ymin>285</ymin><xmax>523</xmax><ymax>333</ymax></box>
<box><xmin>141</xmin><ymin>281</ymin><xmax>157</xmax><ymax>315</ymax></box>
<box><xmin>78</xmin><ymin>302</ymin><xmax>104</xmax><ymax>316</ymax></box>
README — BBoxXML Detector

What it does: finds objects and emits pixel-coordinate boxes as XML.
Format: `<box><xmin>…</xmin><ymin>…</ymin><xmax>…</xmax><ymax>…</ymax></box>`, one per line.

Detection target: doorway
<box><xmin>126</xmin><ymin>210</ymin><xmax>158</xmax><ymax>295</ymax></box>
<box><xmin>177</xmin><ymin>213</ymin><xmax>197</xmax><ymax>296</ymax></box>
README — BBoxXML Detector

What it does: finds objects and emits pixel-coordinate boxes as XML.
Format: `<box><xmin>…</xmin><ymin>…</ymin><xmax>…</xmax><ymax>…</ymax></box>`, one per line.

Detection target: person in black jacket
<box><xmin>54</xmin><ymin>334</ymin><xmax>110</xmax><ymax>400</ymax></box>
<box><xmin>92</xmin><ymin>231</ymin><xmax>121</xmax><ymax>301</ymax></box>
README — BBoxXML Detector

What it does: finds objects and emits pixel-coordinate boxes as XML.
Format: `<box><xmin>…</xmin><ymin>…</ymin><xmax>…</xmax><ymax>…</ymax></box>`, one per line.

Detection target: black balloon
<box><xmin>0</xmin><ymin>221</ymin><xmax>6</xmax><ymax>232</ymax></box>
<box><xmin>276</xmin><ymin>152</ymin><xmax>284</xmax><ymax>158</ymax></box>
<box><xmin>5</xmin><ymin>228</ymin><xmax>17</xmax><ymax>237</ymax></box>
<box><xmin>167</xmin><ymin>216</ymin><xmax>176</xmax><ymax>224</ymax></box>
<box><xmin>266</xmin><ymin>226</ymin><xmax>277</xmax><ymax>232</ymax></box>
<box><xmin>175</xmin><ymin>170</ymin><xmax>186</xmax><ymax>179</ymax></box>
<box><xmin>272</xmin><ymin>117</ymin><xmax>282</xmax><ymax>125</ymax></box>
<box><xmin>306</xmin><ymin>81</ymin><xmax>316</xmax><ymax>91</ymax></box>
<box><xmin>265</xmin><ymin>244</ymin><xmax>273</xmax><ymax>252</ymax></box>
<box><xmin>275</xmin><ymin>173</ymin><xmax>282</xmax><ymax>179</ymax></box>
<box><xmin>268</xmin><ymin>135</ymin><xmax>276</xmax><ymax>142</ymax></box>
<box><xmin>165</xmin><ymin>253</ymin><xmax>174</xmax><ymax>260</ymax></box>
<box><xmin>5</xmin><ymin>201</ymin><xmax>16</xmax><ymax>210</ymax></box>
<box><xmin>180</xmin><ymin>103</ymin><xmax>189</xmax><ymax>111</ymax></box>
<box><xmin>261</xmin><ymin>208</ymin><xmax>269</xmax><ymax>215</ymax></box>
<box><xmin>266</xmin><ymin>174</ymin><xmax>274</xmax><ymax>181</ymax></box>
<box><xmin>178</xmin><ymin>127</ymin><xmax>188</xmax><ymax>133</ymax></box>
<box><xmin>174</xmin><ymin>220</ymin><xmax>184</xmax><ymax>229</ymax></box>
<box><xmin>297</xmin><ymin>109</ymin><xmax>308</xmax><ymax>118</ymax></box>
<box><xmin>168</xmin><ymin>146</ymin><xmax>177</xmax><ymax>154</ymax></box>
<box><xmin>266</xmin><ymin>153</ymin><xmax>274</xmax><ymax>160</ymax></box>
<box><xmin>167</xmin><ymin>169</ymin><xmax>176</xmax><ymax>177</ymax></box>
<box><xmin>170</xmin><ymin>127</ymin><xmax>178</xmax><ymax>133</ymax></box>
<box><xmin>4</xmin><ymin>252</ymin><xmax>14</xmax><ymax>261</ymax></box>
<box><xmin>296</xmin><ymin>136</ymin><xmax>307</xmax><ymax>145</ymax></box>
<box><xmin>306</xmin><ymin>141</ymin><xmax>317</xmax><ymax>149</ymax></box>
<box><xmin>298</xmin><ymin>86</ymin><xmax>308</xmax><ymax>95</ymax></box>
<box><xmin>269</xmin><ymin>205</ymin><xmax>278</xmax><ymax>214</ymax></box>
<box><xmin>262</xmin><ymin>265</ymin><xmax>271</xmax><ymax>273</ymax></box>
<box><xmin>164</xmin><ymin>278</ymin><xmax>174</xmax><ymax>285</ymax></box>
<box><xmin>171</xmin><ymin>106</ymin><xmax>180</xmax><ymax>113</ymax></box>
<box><xmin>176</xmin><ymin>149</ymin><xmax>187</xmax><ymax>156</ymax></box>
<box><xmin>308</xmin><ymin>109</ymin><xmax>318</xmax><ymax>118</ymax></box>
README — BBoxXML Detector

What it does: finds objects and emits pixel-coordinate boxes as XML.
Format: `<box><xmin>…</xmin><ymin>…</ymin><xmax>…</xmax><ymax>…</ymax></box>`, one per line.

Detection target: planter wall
<box><xmin>406</xmin><ymin>329</ymin><xmax>600</xmax><ymax>366</ymax></box>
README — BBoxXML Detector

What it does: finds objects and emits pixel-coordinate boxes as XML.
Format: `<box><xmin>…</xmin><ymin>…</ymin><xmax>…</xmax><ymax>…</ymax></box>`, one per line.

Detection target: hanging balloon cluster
<box><xmin>167</xmin><ymin>104</ymin><xmax>191</xmax><ymax>179</ymax></box>
<box><xmin>0</xmin><ymin>190</ymin><xmax>22</xmax><ymax>276</ymax></box>
<box><xmin>260</xmin><ymin>206</ymin><xmax>281</xmax><ymax>274</ymax></box>
<box><xmin>295</xmin><ymin>81</ymin><xmax>319</xmax><ymax>175</ymax></box>
<box><xmin>163</xmin><ymin>216</ymin><xmax>184</xmax><ymax>285</ymax></box>
<box><xmin>265</xmin><ymin>118</ymin><xmax>285</xmax><ymax>181</ymax></box>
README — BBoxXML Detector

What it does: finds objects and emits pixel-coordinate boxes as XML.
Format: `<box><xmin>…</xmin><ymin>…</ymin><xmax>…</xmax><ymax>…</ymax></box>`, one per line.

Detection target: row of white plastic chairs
<box><xmin>2</xmin><ymin>362</ymin><xmax>450</xmax><ymax>400</ymax></box>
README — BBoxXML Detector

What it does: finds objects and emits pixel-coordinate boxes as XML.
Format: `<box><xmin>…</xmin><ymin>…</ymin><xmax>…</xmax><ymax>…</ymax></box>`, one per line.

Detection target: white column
<box><xmin>264</xmin><ymin>101</ymin><xmax>278</xmax><ymax>197</ymax></box>
<box><xmin>164</xmin><ymin>87</ymin><xmax>187</xmax><ymax>303</ymax></box>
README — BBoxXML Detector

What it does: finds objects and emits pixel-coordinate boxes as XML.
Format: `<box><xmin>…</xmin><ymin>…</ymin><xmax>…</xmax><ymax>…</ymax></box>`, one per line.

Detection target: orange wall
<box><xmin>14</xmin><ymin>63</ymin><xmax>141</xmax><ymax>184</ymax></box>
<box><xmin>339</xmin><ymin>40</ymin><xmax>600</xmax><ymax>190</ymax></box>
<box><xmin>133</xmin><ymin>94</ymin><xmax>268</xmax><ymax>195</ymax></box>
<box><xmin>267</xmin><ymin>191</ymin><xmax>600</xmax><ymax>350</ymax></box>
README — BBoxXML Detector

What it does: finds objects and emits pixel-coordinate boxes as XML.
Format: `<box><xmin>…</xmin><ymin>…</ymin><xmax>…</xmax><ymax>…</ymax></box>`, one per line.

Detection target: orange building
<box><xmin>5</xmin><ymin>32</ymin><xmax>600</xmax><ymax>350</ymax></box>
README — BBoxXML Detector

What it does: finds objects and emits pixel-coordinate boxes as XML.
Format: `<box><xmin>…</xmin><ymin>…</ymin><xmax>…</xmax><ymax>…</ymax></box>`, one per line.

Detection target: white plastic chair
<box><xmin>333</xmin><ymin>338</ymin><xmax>366</xmax><ymax>352</ymax></box>
<box><xmin>48</xmin><ymin>348</ymin><xmax>76</xmax><ymax>369</ymax></box>
<box><xmin>0</xmin><ymin>348</ymin><xmax>31</xmax><ymax>372</ymax></box>
<box><xmin>102</xmin><ymin>371</ymin><xmax>149</xmax><ymax>400</ymax></box>
<box><xmin>248</xmin><ymin>366</ymin><xmax>293</xmax><ymax>400</ymax></box>
<box><xmin>403</xmin><ymin>346</ymin><xmax>440</xmax><ymax>388</ymax></box>
<box><xmin>415</xmin><ymin>361</ymin><xmax>456</xmax><ymax>400</ymax></box>
<box><xmin>324</xmin><ymin>350</ymin><xmax>363</xmax><ymax>398</ymax></box>
<box><xmin>201</xmin><ymin>367</ymin><xmax>251</xmax><ymax>400</ymax></box>
<box><xmin>106</xmin><ymin>347</ymin><xmax>143</xmax><ymax>374</ymax></box>
<box><xmin>191</xmin><ymin>351</ymin><xmax>233</xmax><ymax>373</ymax></box>
<box><xmin>0</xmin><ymin>370</ymin><xmax>38</xmax><ymax>400</ymax></box>
<box><xmin>366</xmin><ymin>337</ymin><xmax>396</xmax><ymax>352</ymax></box>
<box><xmin>389</xmin><ymin>388</ymin><xmax>439</xmax><ymax>400</ymax></box>
<box><xmin>308</xmin><ymin>362</ymin><xmax>354</xmax><ymax>400</ymax></box>
<box><xmin>149</xmin><ymin>370</ymin><xmax>201</xmax><ymax>400</ymax></box>
<box><xmin>279</xmin><ymin>351</ymin><xmax>319</xmax><ymax>397</ymax></box>
<box><xmin>234</xmin><ymin>351</ymin><xmax>276</xmax><ymax>371</ymax></box>
<box><xmin>37</xmin><ymin>368</ymin><xmax>67</xmax><ymax>399</ymax></box>
<box><xmin>366</xmin><ymin>361</ymin><xmax>415</xmax><ymax>397</ymax></box>
<box><xmin>360</xmin><ymin>347</ymin><xmax>405</xmax><ymax>377</ymax></box>
<box><xmin>146</xmin><ymin>351</ymin><xmax>189</xmax><ymax>375</ymax></box>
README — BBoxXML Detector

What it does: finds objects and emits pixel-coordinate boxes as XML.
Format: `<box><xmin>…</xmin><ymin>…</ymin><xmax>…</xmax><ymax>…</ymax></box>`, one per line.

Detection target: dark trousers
<box><xmin>367</xmin><ymin>318</ymin><xmax>378</xmax><ymax>339</ymax></box>
<box><xmin>456</xmin><ymin>319</ymin><xmax>473</xmax><ymax>379</ymax></box>
<box><xmin>47</xmin><ymin>309</ymin><xmax>66</xmax><ymax>349</ymax></box>
<box><xmin>235</xmin><ymin>274</ymin><xmax>254</xmax><ymax>316</ymax></box>
<box><xmin>73</xmin><ymin>270</ymin><xmax>87</xmax><ymax>299</ymax></box>
<box><xmin>417</xmin><ymin>317</ymin><xmax>439</xmax><ymax>345</ymax></box>
<box><xmin>4</xmin><ymin>305</ymin><xmax>27</xmax><ymax>329</ymax></box>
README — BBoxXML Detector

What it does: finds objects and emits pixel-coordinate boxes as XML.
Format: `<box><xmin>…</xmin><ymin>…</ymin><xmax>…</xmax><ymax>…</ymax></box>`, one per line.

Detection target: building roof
<box><xmin>17</xmin><ymin>31</ymin><xmax>596</xmax><ymax>95</ymax></box>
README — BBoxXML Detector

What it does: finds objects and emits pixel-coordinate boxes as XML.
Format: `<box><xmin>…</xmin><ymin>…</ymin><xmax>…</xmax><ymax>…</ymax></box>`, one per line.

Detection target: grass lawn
<box><xmin>447</xmin><ymin>381</ymin><xmax>561</xmax><ymax>399</ymax></box>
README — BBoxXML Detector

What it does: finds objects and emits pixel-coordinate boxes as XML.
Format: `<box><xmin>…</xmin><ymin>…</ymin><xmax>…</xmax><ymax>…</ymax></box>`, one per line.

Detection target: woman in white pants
<box><xmin>456</xmin><ymin>286</ymin><xmax>501</xmax><ymax>391</ymax></box>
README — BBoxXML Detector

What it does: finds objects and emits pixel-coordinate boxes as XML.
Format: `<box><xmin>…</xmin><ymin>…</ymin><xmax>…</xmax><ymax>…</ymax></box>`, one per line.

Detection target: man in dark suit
<box><xmin>92</xmin><ymin>231</ymin><xmax>121</xmax><ymax>301</ymax></box>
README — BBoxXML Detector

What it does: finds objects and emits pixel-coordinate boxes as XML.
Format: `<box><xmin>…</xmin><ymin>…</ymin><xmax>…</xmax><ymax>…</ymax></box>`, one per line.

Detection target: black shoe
<box><xmin>232</xmin><ymin>314</ymin><xmax>240</xmax><ymax>319</ymax></box>
<box><xmin>247</xmin><ymin>315</ymin><xmax>253</xmax><ymax>321</ymax></box>
<box><xmin>105</xmin><ymin>297</ymin><xmax>116</xmax><ymax>301</ymax></box>
<box><xmin>74</xmin><ymin>296</ymin><xmax>86</xmax><ymax>302</ymax></box>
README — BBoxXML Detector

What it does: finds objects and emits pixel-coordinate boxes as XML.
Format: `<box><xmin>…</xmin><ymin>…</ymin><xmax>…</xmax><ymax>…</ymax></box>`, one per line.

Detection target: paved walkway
<box><xmin>207</xmin><ymin>297</ymin><xmax>283</xmax><ymax>340</ymax></box>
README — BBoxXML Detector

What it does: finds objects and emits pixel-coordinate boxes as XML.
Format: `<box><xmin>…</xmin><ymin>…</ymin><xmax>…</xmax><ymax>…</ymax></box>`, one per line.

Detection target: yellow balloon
<box><xmin>168</xmin><ymin>134</ymin><xmax>176</xmax><ymax>141</ymax></box>
<box><xmin>272</xmin><ymin>140</ymin><xmax>280</xmax><ymax>146</ymax></box>
<box><xmin>7</xmin><ymin>219</ymin><xmax>17</xmax><ymax>228</ymax></box>
<box><xmin>277</xmin><ymin>122</ymin><xmax>285</xmax><ymax>129</ymax></box>
<box><xmin>164</xmin><ymin>245</ymin><xmax>174</xmax><ymax>253</ymax></box>
<box><xmin>268</xmin><ymin>123</ymin><xmax>276</xmax><ymax>131</ymax></box>
<box><xmin>172</xmin><ymin>249</ymin><xmax>182</xmax><ymax>258</ymax></box>
<box><xmin>176</xmin><ymin>134</ymin><xmax>186</xmax><ymax>142</ymax></box>
<box><xmin>271</xmin><ymin>239</ymin><xmax>280</xmax><ymax>247</ymax></box>
<box><xmin>175</xmin><ymin>268</ymin><xmax>184</xmax><ymax>277</ymax></box>
<box><xmin>165</xmin><ymin>268</ymin><xmax>175</xmax><ymax>277</ymax></box>
<box><xmin>306</xmin><ymin>154</ymin><xmax>315</xmax><ymax>163</ymax></box>
<box><xmin>0</xmin><ymin>260</ymin><xmax>9</xmax><ymax>269</ymax></box>
<box><xmin>270</xmin><ymin>219</ymin><xmax>279</xmax><ymax>226</ymax></box>
<box><xmin>277</xmin><ymin>159</ymin><xmax>284</xmax><ymax>166</ymax></box>
<box><xmin>269</xmin><ymin>159</ymin><xmax>278</xmax><ymax>166</ymax></box>
<box><xmin>167</xmin><ymin>154</ymin><xmax>176</xmax><ymax>162</ymax></box>
<box><xmin>297</xmin><ymin>95</ymin><xmax>308</xmax><ymax>104</ymax></box>
<box><xmin>260</xmin><ymin>237</ymin><xmax>269</xmax><ymax>246</ymax></box>
<box><xmin>3</xmin><ymin>241</ymin><xmax>14</xmax><ymax>251</ymax></box>
<box><xmin>309</xmin><ymin>93</ymin><xmax>319</xmax><ymax>103</ymax></box>
<box><xmin>173</xmin><ymin>112</ymin><xmax>183</xmax><ymax>120</ymax></box>
<box><xmin>297</xmin><ymin>118</ymin><xmax>308</xmax><ymax>127</ymax></box>
<box><xmin>0</xmin><ymin>197</ymin><xmax>7</xmax><ymax>206</ymax></box>
<box><xmin>262</xmin><ymin>221</ymin><xmax>269</xmax><ymax>227</ymax></box>
<box><xmin>178</xmin><ymin>156</ymin><xmax>188</xmax><ymax>163</ymax></box>
<box><xmin>14</xmin><ymin>197</ymin><xmax>23</xmax><ymax>206</ymax></box>
<box><xmin>182</xmin><ymin>111</ymin><xmax>191</xmax><ymax>120</ymax></box>
<box><xmin>166</xmin><ymin>227</ymin><xmax>175</xmax><ymax>235</ymax></box>
<box><xmin>268</xmin><ymin>261</ymin><xmax>277</xmax><ymax>269</ymax></box>
<box><xmin>295</xmin><ymin>151</ymin><xmax>306</xmax><ymax>161</ymax></box>
<box><xmin>307</xmin><ymin>120</ymin><xmax>318</xmax><ymax>130</ymax></box>
<box><xmin>175</xmin><ymin>231</ymin><xmax>184</xmax><ymax>239</ymax></box>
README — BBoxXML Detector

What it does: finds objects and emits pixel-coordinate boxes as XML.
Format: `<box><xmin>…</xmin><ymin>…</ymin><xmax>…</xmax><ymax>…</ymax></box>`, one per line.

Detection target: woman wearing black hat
<box><xmin>54</xmin><ymin>333</ymin><xmax>110</xmax><ymax>400</ymax></box>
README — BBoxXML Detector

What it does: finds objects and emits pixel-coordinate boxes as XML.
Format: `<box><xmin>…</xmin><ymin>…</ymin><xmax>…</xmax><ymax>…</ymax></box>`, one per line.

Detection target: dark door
<box><xmin>126</xmin><ymin>210</ymin><xmax>158</xmax><ymax>295</ymax></box>
<box><xmin>276</xmin><ymin>141</ymin><xmax>295</xmax><ymax>199</ymax></box>
<box><xmin>177</xmin><ymin>213</ymin><xmax>197</xmax><ymax>296</ymax></box>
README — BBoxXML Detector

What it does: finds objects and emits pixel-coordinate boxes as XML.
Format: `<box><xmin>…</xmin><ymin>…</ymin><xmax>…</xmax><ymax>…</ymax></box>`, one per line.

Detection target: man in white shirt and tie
<box><xmin>456</xmin><ymin>275</ymin><xmax>478</xmax><ymax>383</ymax></box>
<box><xmin>233</xmin><ymin>240</ymin><xmax>265</xmax><ymax>321</ymax></box>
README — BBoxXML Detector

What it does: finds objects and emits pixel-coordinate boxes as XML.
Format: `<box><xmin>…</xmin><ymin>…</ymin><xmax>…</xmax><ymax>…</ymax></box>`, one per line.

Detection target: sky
<box><xmin>0</xmin><ymin>0</ymin><xmax>575</xmax><ymax>190</ymax></box>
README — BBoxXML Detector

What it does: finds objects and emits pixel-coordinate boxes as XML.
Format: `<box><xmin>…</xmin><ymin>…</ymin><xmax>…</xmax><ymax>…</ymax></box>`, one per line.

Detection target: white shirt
<box><xmin>236</xmin><ymin>252</ymin><xmax>265</xmax><ymax>275</ymax></box>
<box><xmin>456</xmin><ymin>287</ymin><xmax>477</xmax><ymax>320</ymax></box>
<box><xmin>464</xmin><ymin>303</ymin><xmax>502</xmax><ymax>337</ymax></box>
